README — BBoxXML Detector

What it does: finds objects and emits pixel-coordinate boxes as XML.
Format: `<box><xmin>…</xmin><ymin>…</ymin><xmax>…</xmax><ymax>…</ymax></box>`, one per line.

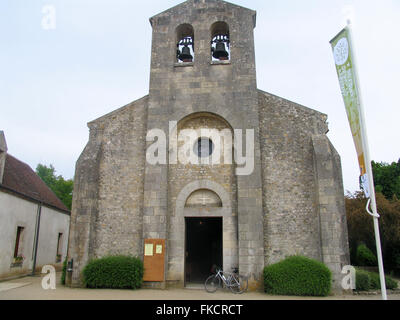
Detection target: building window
<box><xmin>194</xmin><ymin>138</ymin><xmax>214</xmax><ymax>158</ymax></box>
<box><xmin>56</xmin><ymin>233</ymin><xmax>63</xmax><ymax>262</ymax></box>
<box><xmin>176</xmin><ymin>24</ymin><xmax>194</xmax><ymax>63</ymax></box>
<box><xmin>13</xmin><ymin>226</ymin><xmax>24</xmax><ymax>263</ymax></box>
<box><xmin>211</xmin><ymin>21</ymin><xmax>230</xmax><ymax>61</ymax></box>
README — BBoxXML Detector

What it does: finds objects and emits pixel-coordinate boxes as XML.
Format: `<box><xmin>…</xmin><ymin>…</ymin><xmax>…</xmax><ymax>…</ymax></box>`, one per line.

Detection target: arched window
<box><xmin>185</xmin><ymin>189</ymin><xmax>222</xmax><ymax>208</ymax></box>
<box><xmin>176</xmin><ymin>24</ymin><xmax>194</xmax><ymax>63</ymax></box>
<box><xmin>211</xmin><ymin>21</ymin><xmax>230</xmax><ymax>61</ymax></box>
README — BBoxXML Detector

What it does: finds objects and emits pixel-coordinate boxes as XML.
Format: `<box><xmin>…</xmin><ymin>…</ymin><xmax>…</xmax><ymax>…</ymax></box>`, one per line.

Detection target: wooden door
<box><xmin>143</xmin><ymin>239</ymin><xmax>165</xmax><ymax>282</ymax></box>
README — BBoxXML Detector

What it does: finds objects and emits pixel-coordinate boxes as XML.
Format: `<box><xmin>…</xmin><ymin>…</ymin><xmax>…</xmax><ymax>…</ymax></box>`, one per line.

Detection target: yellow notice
<box><xmin>144</xmin><ymin>244</ymin><xmax>154</xmax><ymax>256</ymax></box>
<box><xmin>156</xmin><ymin>245</ymin><xmax>163</xmax><ymax>254</ymax></box>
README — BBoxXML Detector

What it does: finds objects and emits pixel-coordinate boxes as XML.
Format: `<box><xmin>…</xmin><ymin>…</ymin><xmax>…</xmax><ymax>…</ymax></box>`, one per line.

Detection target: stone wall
<box><xmin>258</xmin><ymin>90</ymin><xmax>350</xmax><ymax>290</ymax></box>
<box><xmin>312</xmin><ymin>134</ymin><xmax>350</xmax><ymax>291</ymax></box>
<box><xmin>94</xmin><ymin>97</ymin><xmax>148</xmax><ymax>258</ymax></box>
<box><xmin>259</xmin><ymin>90</ymin><xmax>328</xmax><ymax>265</ymax></box>
<box><xmin>67</xmin><ymin>97</ymin><xmax>148</xmax><ymax>286</ymax></box>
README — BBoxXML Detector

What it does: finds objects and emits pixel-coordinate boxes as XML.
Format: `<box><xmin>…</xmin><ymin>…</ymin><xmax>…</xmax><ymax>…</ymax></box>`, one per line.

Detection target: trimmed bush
<box><xmin>355</xmin><ymin>268</ymin><xmax>398</xmax><ymax>291</ymax></box>
<box><xmin>83</xmin><ymin>255</ymin><xmax>143</xmax><ymax>289</ymax></box>
<box><xmin>367</xmin><ymin>271</ymin><xmax>398</xmax><ymax>290</ymax></box>
<box><xmin>355</xmin><ymin>269</ymin><xmax>370</xmax><ymax>291</ymax></box>
<box><xmin>368</xmin><ymin>271</ymin><xmax>380</xmax><ymax>289</ymax></box>
<box><xmin>263</xmin><ymin>256</ymin><xmax>332</xmax><ymax>297</ymax></box>
<box><xmin>356</xmin><ymin>244</ymin><xmax>377</xmax><ymax>266</ymax></box>
<box><xmin>61</xmin><ymin>258</ymin><xmax>67</xmax><ymax>285</ymax></box>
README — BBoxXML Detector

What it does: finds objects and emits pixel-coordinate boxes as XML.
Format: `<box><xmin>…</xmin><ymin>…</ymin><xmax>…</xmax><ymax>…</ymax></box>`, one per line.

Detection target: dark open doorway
<box><xmin>185</xmin><ymin>217</ymin><xmax>223</xmax><ymax>284</ymax></box>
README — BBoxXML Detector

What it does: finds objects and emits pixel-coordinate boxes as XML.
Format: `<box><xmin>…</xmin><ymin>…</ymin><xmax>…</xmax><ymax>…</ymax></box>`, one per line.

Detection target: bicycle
<box><xmin>204</xmin><ymin>267</ymin><xmax>248</xmax><ymax>294</ymax></box>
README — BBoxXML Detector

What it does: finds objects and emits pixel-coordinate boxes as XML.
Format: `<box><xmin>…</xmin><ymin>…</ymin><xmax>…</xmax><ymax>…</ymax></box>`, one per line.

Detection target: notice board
<box><xmin>143</xmin><ymin>239</ymin><xmax>165</xmax><ymax>282</ymax></box>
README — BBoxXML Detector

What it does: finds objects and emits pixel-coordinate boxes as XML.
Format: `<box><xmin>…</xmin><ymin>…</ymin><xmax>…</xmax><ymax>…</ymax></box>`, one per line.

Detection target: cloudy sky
<box><xmin>1</xmin><ymin>0</ymin><xmax>399</xmax><ymax>193</ymax></box>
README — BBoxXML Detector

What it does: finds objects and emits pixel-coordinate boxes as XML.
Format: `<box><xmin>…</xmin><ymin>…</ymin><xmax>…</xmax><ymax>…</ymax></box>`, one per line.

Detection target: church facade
<box><xmin>67</xmin><ymin>0</ymin><xmax>349</xmax><ymax>291</ymax></box>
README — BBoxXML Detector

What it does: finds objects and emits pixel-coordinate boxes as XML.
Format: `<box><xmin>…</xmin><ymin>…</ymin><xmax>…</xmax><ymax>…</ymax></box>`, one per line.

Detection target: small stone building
<box><xmin>0</xmin><ymin>131</ymin><xmax>70</xmax><ymax>280</ymax></box>
<box><xmin>67</xmin><ymin>0</ymin><xmax>349</xmax><ymax>291</ymax></box>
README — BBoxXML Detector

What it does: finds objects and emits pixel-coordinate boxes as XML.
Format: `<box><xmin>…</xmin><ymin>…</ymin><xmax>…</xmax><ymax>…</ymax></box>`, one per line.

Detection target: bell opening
<box><xmin>177</xmin><ymin>37</ymin><xmax>194</xmax><ymax>63</ymax></box>
<box><xmin>176</xmin><ymin>24</ymin><xmax>194</xmax><ymax>63</ymax></box>
<box><xmin>210</xmin><ymin>22</ymin><xmax>230</xmax><ymax>62</ymax></box>
<box><xmin>211</xmin><ymin>35</ymin><xmax>230</xmax><ymax>61</ymax></box>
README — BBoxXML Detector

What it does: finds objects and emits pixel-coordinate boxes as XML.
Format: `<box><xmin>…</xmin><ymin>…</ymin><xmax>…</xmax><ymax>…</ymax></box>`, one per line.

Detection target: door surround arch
<box><xmin>167</xmin><ymin>180</ymin><xmax>238</xmax><ymax>285</ymax></box>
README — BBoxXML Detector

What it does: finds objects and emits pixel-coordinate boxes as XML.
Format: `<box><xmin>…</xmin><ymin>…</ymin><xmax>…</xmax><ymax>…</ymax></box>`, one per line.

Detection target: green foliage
<box><xmin>263</xmin><ymin>256</ymin><xmax>332</xmax><ymax>297</ymax></box>
<box><xmin>372</xmin><ymin>160</ymin><xmax>400</xmax><ymax>200</ymax></box>
<box><xmin>367</xmin><ymin>271</ymin><xmax>380</xmax><ymax>290</ymax></box>
<box><xmin>367</xmin><ymin>271</ymin><xmax>398</xmax><ymax>290</ymax></box>
<box><xmin>61</xmin><ymin>258</ymin><xmax>67</xmax><ymax>285</ymax></box>
<box><xmin>82</xmin><ymin>256</ymin><xmax>143</xmax><ymax>290</ymax></box>
<box><xmin>355</xmin><ymin>269</ymin><xmax>370</xmax><ymax>291</ymax></box>
<box><xmin>385</xmin><ymin>276</ymin><xmax>399</xmax><ymax>290</ymax></box>
<box><xmin>356</xmin><ymin>244</ymin><xmax>377</xmax><ymax>266</ymax></box>
<box><xmin>346</xmin><ymin>191</ymin><xmax>400</xmax><ymax>269</ymax></box>
<box><xmin>355</xmin><ymin>269</ymin><xmax>398</xmax><ymax>291</ymax></box>
<box><xmin>36</xmin><ymin>164</ymin><xmax>73</xmax><ymax>210</ymax></box>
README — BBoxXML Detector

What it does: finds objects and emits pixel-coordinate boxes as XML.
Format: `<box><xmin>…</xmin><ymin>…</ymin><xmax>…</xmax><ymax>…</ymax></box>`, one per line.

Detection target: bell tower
<box><xmin>143</xmin><ymin>0</ymin><xmax>264</xmax><ymax>289</ymax></box>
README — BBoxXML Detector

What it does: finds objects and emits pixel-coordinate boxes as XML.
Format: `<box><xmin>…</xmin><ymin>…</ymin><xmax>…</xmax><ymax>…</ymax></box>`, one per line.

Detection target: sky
<box><xmin>1</xmin><ymin>0</ymin><xmax>399</xmax><ymax>193</ymax></box>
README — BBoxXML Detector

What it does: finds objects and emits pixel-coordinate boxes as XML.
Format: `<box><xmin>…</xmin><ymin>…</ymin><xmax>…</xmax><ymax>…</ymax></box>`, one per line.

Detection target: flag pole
<box><xmin>346</xmin><ymin>20</ymin><xmax>387</xmax><ymax>300</ymax></box>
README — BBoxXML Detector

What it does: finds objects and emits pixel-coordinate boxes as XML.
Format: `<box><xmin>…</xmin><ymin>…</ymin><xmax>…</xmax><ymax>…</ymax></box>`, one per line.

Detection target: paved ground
<box><xmin>0</xmin><ymin>273</ymin><xmax>399</xmax><ymax>300</ymax></box>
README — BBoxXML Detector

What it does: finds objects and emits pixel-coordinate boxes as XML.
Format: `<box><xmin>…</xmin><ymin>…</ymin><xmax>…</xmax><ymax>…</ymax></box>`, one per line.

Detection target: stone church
<box><xmin>67</xmin><ymin>0</ymin><xmax>349</xmax><ymax>291</ymax></box>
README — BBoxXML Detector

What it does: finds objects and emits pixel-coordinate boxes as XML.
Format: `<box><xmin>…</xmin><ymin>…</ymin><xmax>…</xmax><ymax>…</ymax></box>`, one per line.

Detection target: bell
<box><xmin>212</xmin><ymin>42</ymin><xmax>229</xmax><ymax>60</ymax></box>
<box><xmin>178</xmin><ymin>45</ymin><xmax>193</xmax><ymax>62</ymax></box>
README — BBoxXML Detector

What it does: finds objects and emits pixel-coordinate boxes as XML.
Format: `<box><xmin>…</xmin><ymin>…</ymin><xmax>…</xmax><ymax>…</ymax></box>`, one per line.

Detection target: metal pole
<box><xmin>346</xmin><ymin>20</ymin><xmax>387</xmax><ymax>300</ymax></box>
<box><xmin>31</xmin><ymin>202</ymin><xmax>42</xmax><ymax>276</ymax></box>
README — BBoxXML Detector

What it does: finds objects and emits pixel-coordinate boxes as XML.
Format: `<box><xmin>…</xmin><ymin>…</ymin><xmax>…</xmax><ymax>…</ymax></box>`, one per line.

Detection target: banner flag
<box><xmin>330</xmin><ymin>23</ymin><xmax>388</xmax><ymax>300</ymax></box>
<box><xmin>330</xmin><ymin>27</ymin><xmax>370</xmax><ymax>197</ymax></box>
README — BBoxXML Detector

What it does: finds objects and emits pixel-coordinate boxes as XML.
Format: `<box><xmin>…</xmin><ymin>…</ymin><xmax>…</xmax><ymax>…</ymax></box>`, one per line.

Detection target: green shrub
<box><xmin>355</xmin><ymin>269</ymin><xmax>398</xmax><ymax>291</ymax></box>
<box><xmin>368</xmin><ymin>271</ymin><xmax>380</xmax><ymax>289</ymax></box>
<box><xmin>61</xmin><ymin>258</ymin><xmax>67</xmax><ymax>285</ymax></box>
<box><xmin>386</xmin><ymin>276</ymin><xmax>399</xmax><ymax>290</ymax></box>
<box><xmin>367</xmin><ymin>271</ymin><xmax>398</xmax><ymax>290</ymax></box>
<box><xmin>355</xmin><ymin>269</ymin><xmax>370</xmax><ymax>291</ymax></box>
<box><xmin>263</xmin><ymin>256</ymin><xmax>332</xmax><ymax>297</ymax></box>
<box><xmin>356</xmin><ymin>244</ymin><xmax>377</xmax><ymax>266</ymax></box>
<box><xmin>83</xmin><ymin>255</ymin><xmax>143</xmax><ymax>289</ymax></box>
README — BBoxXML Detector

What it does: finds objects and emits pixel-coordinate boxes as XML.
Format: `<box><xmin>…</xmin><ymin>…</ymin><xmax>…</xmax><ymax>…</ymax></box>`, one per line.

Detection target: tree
<box><xmin>36</xmin><ymin>164</ymin><xmax>73</xmax><ymax>210</ymax></box>
<box><xmin>345</xmin><ymin>191</ymin><xmax>400</xmax><ymax>269</ymax></box>
<box><xmin>372</xmin><ymin>159</ymin><xmax>400</xmax><ymax>200</ymax></box>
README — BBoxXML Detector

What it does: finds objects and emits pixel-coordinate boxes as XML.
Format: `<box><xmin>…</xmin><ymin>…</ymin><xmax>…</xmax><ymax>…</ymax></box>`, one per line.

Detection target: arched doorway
<box><xmin>184</xmin><ymin>189</ymin><xmax>223</xmax><ymax>284</ymax></box>
<box><xmin>185</xmin><ymin>217</ymin><xmax>222</xmax><ymax>284</ymax></box>
<box><xmin>167</xmin><ymin>180</ymin><xmax>238</xmax><ymax>288</ymax></box>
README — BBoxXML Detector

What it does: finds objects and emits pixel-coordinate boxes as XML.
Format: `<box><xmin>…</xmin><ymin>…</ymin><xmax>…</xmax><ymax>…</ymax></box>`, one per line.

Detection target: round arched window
<box><xmin>194</xmin><ymin>137</ymin><xmax>214</xmax><ymax>158</ymax></box>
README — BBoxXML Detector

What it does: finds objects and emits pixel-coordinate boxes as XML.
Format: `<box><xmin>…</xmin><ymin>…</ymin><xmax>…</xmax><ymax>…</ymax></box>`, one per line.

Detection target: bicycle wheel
<box><xmin>205</xmin><ymin>275</ymin><xmax>221</xmax><ymax>293</ymax></box>
<box><xmin>229</xmin><ymin>274</ymin><xmax>248</xmax><ymax>294</ymax></box>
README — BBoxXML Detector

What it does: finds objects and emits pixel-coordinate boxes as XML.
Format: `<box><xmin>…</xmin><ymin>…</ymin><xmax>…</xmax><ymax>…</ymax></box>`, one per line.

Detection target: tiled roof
<box><xmin>1</xmin><ymin>154</ymin><xmax>70</xmax><ymax>213</ymax></box>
